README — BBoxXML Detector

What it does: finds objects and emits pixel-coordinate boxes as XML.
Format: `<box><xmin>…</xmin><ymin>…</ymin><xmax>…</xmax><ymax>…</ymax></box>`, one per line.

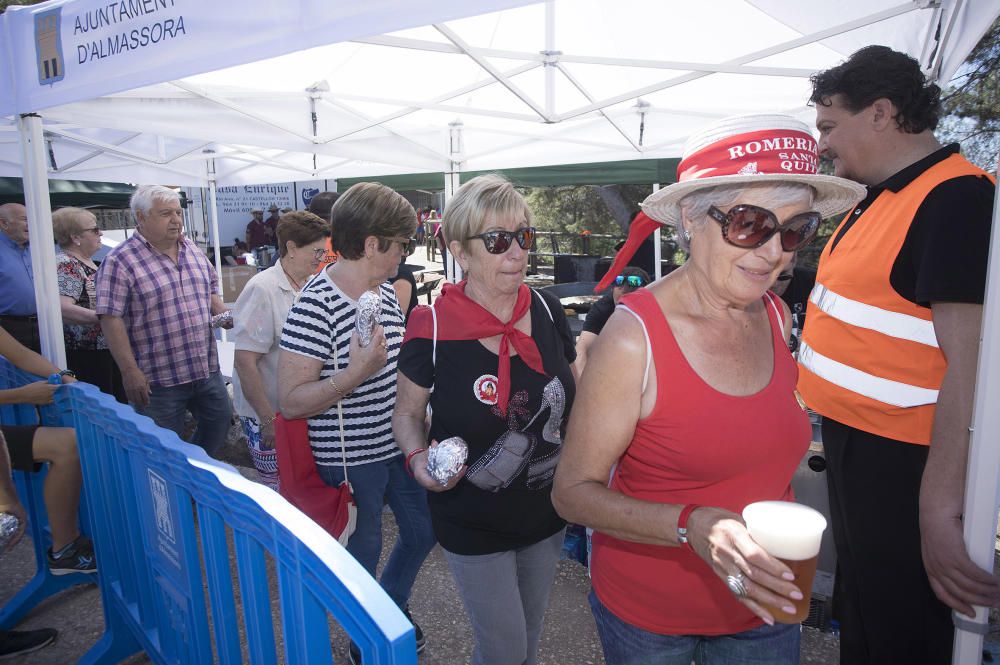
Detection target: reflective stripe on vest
<box><xmin>809</xmin><ymin>283</ymin><xmax>939</xmax><ymax>348</ymax></box>
<box><xmin>798</xmin><ymin>341</ymin><xmax>939</xmax><ymax>408</ymax></box>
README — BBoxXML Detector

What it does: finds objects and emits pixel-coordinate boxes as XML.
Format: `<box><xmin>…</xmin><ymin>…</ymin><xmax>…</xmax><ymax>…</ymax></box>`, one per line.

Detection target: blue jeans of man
<box><xmin>316</xmin><ymin>455</ymin><xmax>435</xmax><ymax>609</ymax></box>
<box><xmin>138</xmin><ymin>372</ymin><xmax>232</xmax><ymax>457</ymax></box>
<box><xmin>589</xmin><ymin>590</ymin><xmax>801</xmax><ymax>665</ymax></box>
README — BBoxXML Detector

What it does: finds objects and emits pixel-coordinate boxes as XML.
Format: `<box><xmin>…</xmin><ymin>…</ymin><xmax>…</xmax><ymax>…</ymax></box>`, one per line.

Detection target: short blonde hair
<box><xmin>52</xmin><ymin>207</ymin><xmax>96</xmax><ymax>248</ymax></box>
<box><xmin>442</xmin><ymin>174</ymin><xmax>532</xmax><ymax>252</ymax></box>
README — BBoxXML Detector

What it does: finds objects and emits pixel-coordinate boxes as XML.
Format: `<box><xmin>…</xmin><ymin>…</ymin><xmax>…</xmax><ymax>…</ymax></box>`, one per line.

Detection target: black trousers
<box><xmin>822</xmin><ymin>417</ymin><xmax>953</xmax><ymax>665</ymax></box>
<box><xmin>66</xmin><ymin>348</ymin><xmax>127</xmax><ymax>403</ymax></box>
<box><xmin>0</xmin><ymin>316</ymin><xmax>40</xmax><ymax>353</ymax></box>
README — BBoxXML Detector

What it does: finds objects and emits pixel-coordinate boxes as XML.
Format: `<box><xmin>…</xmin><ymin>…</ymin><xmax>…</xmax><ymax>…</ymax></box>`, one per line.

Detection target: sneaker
<box><xmin>0</xmin><ymin>627</ymin><xmax>58</xmax><ymax>659</ymax></box>
<box><xmin>403</xmin><ymin>606</ymin><xmax>426</xmax><ymax>653</ymax></box>
<box><xmin>47</xmin><ymin>535</ymin><xmax>97</xmax><ymax>575</ymax></box>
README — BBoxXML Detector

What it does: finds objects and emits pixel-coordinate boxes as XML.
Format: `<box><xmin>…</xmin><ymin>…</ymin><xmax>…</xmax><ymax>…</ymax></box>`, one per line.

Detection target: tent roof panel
<box><xmin>0</xmin><ymin>0</ymin><xmax>995</xmax><ymax>187</ymax></box>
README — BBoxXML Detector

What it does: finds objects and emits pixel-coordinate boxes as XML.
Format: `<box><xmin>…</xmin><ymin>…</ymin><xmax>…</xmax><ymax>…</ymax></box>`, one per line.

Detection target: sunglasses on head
<box><xmin>467</xmin><ymin>227</ymin><xmax>536</xmax><ymax>255</ymax></box>
<box><xmin>614</xmin><ymin>275</ymin><xmax>645</xmax><ymax>288</ymax></box>
<box><xmin>707</xmin><ymin>204</ymin><xmax>821</xmax><ymax>252</ymax></box>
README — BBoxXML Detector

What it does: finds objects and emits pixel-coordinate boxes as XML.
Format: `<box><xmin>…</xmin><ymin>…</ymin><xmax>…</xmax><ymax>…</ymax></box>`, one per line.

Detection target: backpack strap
<box><xmin>531</xmin><ymin>288</ymin><xmax>555</xmax><ymax>322</ymax></box>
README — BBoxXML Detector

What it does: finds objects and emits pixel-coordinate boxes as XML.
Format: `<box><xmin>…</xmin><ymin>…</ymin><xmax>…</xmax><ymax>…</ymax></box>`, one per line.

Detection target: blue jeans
<box><xmin>589</xmin><ymin>590</ymin><xmax>801</xmax><ymax>665</ymax></box>
<box><xmin>138</xmin><ymin>372</ymin><xmax>232</xmax><ymax>457</ymax></box>
<box><xmin>316</xmin><ymin>456</ymin><xmax>435</xmax><ymax>609</ymax></box>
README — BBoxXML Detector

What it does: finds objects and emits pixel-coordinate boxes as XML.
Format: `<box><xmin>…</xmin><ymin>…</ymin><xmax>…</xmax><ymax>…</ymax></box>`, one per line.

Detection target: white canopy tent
<box><xmin>1</xmin><ymin>1</ymin><xmax>999</xmax><ymax>660</ymax></box>
<box><xmin>1</xmin><ymin>1</ymin><xmax>996</xmax><ymax>185</ymax></box>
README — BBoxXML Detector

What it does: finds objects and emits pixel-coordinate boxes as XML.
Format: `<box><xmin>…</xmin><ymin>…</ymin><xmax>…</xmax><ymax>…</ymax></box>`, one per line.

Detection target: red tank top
<box><xmin>591</xmin><ymin>288</ymin><xmax>809</xmax><ymax>635</ymax></box>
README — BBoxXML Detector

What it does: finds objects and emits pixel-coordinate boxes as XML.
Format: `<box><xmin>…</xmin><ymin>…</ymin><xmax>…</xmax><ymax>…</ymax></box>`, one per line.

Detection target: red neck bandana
<box><xmin>405</xmin><ymin>281</ymin><xmax>546</xmax><ymax>415</ymax></box>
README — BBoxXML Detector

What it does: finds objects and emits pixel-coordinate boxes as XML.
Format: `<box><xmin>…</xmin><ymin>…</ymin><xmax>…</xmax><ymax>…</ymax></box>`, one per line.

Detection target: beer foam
<box><xmin>742</xmin><ymin>501</ymin><xmax>827</xmax><ymax>560</ymax></box>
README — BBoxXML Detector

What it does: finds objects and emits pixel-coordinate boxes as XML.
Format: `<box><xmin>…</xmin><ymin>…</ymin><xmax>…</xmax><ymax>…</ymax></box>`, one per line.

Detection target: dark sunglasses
<box><xmin>381</xmin><ymin>236</ymin><xmax>415</xmax><ymax>256</ymax></box>
<box><xmin>614</xmin><ymin>275</ymin><xmax>645</xmax><ymax>288</ymax></box>
<box><xmin>707</xmin><ymin>205</ymin><xmax>821</xmax><ymax>252</ymax></box>
<box><xmin>466</xmin><ymin>227</ymin><xmax>536</xmax><ymax>255</ymax></box>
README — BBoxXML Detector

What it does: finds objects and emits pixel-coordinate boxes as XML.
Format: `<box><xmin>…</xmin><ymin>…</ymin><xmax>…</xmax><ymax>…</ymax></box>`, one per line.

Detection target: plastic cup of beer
<box><xmin>742</xmin><ymin>501</ymin><xmax>827</xmax><ymax>623</ymax></box>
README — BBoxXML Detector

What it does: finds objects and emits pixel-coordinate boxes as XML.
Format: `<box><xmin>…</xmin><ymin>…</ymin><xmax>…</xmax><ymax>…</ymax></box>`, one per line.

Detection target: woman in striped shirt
<box><xmin>279</xmin><ymin>183</ymin><xmax>434</xmax><ymax>663</ymax></box>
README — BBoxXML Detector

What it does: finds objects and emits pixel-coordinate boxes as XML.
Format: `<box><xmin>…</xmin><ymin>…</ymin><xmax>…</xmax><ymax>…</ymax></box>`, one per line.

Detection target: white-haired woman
<box><xmin>552</xmin><ymin>115</ymin><xmax>865</xmax><ymax>664</ymax></box>
<box><xmin>394</xmin><ymin>175</ymin><xmax>577</xmax><ymax>665</ymax></box>
<box><xmin>52</xmin><ymin>207</ymin><xmax>124</xmax><ymax>401</ymax></box>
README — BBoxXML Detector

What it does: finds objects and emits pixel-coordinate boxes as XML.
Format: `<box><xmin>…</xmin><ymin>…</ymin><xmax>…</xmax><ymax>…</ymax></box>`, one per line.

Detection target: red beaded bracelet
<box><xmin>405</xmin><ymin>448</ymin><xmax>427</xmax><ymax>477</ymax></box>
<box><xmin>676</xmin><ymin>504</ymin><xmax>702</xmax><ymax>551</ymax></box>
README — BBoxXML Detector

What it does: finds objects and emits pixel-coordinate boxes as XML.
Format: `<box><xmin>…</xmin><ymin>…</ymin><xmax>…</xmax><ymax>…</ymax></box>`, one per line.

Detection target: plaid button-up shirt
<box><xmin>95</xmin><ymin>232</ymin><xmax>219</xmax><ymax>387</ymax></box>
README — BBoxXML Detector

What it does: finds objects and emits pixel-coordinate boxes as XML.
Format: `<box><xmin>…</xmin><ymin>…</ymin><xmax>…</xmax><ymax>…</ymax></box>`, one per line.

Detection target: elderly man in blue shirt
<box><xmin>0</xmin><ymin>203</ymin><xmax>39</xmax><ymax>352</ymax></box>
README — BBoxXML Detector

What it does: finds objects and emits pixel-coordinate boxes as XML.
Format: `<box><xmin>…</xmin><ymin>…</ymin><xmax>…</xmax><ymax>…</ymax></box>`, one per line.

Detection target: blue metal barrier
<box><xmin>0</xmin><ymin>362</ymin><xmax>95</xmax><ymax>629</ymax></box>
<box><xmin>2</xmin><ymin>360</ymin><xmax>416</xmax><ymax>664</ymax></box>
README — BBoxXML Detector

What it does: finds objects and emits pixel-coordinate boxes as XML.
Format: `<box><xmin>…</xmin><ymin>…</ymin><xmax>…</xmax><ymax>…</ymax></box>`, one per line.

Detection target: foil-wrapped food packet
<box><xmin>211</xmin><ymin>310</ymin><xmax>233</xmax><ymax>329</ymax></box>
<box><xmin>0</xmin><ymin>512</ymin><xmax>21</xmax><ymax>554</ymax></box>
<box><xmin>356</xmin><ymin>291</ymin><xmax>380</xmax><ymax>347</ymax></box>
<box><xmin>426</xmin><ymin>437</ymin><xmax>469</xmax><ymax>486</ymax></box>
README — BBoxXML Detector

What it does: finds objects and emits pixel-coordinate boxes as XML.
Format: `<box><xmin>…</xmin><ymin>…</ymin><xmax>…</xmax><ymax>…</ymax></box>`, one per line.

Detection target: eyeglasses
<box><xmin>614</xmin><ymin>275</ymin><xmax>645</xmax><ymax>288</ymax></box>
<box><xmin>707</xmin><ymin>205</ymin><xmax>821</xmax><ymax>252</ymax></box>
<box><xmin>311</xmin><ymin>247</ymin><xmax>329</xmax><ymax>260</ymax></box>
<box><xmin>381</xmin><ymin>236</ymin><xmax>415</xmax><ymax>256</ymax></box>
<box><xmin>80</xmin><ymin>227</ymin><xmax>101</xmax><ymax>235</ymax></box>
<box><xmin>466</xmin><ymin>227</ymin><xmax>536</xmax><ymax>255</ymax></box>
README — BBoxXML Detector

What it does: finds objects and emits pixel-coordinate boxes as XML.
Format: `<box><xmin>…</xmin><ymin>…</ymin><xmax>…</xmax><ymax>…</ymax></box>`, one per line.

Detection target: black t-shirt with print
<box><xmin>398</xmin><ymin>290</ymin><xmax>577</xmax><ymax>555</ymax></box>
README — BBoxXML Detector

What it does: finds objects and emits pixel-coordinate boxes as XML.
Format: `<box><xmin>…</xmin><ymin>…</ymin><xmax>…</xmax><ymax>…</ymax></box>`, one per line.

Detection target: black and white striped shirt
<box><xmin>279</xmin><ymin>269</ymin><xmax>404</xmax><ymax>466</ymax></box>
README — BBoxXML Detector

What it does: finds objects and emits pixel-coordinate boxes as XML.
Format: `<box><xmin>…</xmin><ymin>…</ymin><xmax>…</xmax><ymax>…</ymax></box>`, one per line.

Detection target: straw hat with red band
<box><xmin>595</xmin><ymin>114</ymin><xmax>864</xmax><ymax>292</ymax></box>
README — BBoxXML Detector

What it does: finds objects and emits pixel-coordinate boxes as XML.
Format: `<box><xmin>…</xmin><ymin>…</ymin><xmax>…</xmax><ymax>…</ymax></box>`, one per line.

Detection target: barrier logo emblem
<box><xmin>148</xmin><ymin>470</ymin><xmax>175</xmax><ymax>544</ymax></box>
<box><xmin>34</xmin><ymin>8</ymin><xmax>66</xmax><ymax>85</ymax></box>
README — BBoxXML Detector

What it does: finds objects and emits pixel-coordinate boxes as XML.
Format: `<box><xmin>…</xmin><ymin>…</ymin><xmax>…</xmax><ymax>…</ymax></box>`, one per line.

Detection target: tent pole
<box><xmin>445</xmin><ymin>120</ymin><xmax>464</xmax><ymax>282</ymax></box>
<box><xmin>652</xmin><ymin>183</ymin><xmax>662</xmax><ymax>280</ymax></box>
<box><xmin>206</xmin><ymin>157</ymin><xmax>227</xmax><ymax>341</ymax></box>
<box><xmin>18</xmin><ymin>113</ymin><xmax>66</xmax><ymax>368</ymax></box>
<box><xmin>544</xmin><ymin>0</ymin><xmax>555</xmax><ymax>117</ymax></box>
<box><xmin>953</xmin><ymin>162</ymin><xmax>1000</xmax><ymax>664</ymax></box>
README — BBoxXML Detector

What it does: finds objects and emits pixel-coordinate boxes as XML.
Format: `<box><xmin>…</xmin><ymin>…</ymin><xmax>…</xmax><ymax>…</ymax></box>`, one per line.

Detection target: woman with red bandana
<box><xmin>394</xmin><ymin>174</ymin><xmax>576</xmax><ymax>665</ymax></box>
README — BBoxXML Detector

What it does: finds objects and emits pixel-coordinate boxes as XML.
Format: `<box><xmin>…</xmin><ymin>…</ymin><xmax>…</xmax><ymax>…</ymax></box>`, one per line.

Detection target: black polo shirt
<box><xmin>828</xmin><ymin>144</ymin><xmax>994</xmax><ymax>308</ymax></box>
<box><xmin>582</xmin><ymin>292</ymin><xmax>615</xmax><ymax>335</ymax></box>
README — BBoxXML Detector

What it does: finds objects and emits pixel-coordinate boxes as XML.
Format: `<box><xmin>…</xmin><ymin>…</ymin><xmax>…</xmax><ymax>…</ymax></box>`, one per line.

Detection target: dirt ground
<box><xmin>1</xmin><ymin>439</ymin><xmax>844</xmax><ymax>664</ymax></box>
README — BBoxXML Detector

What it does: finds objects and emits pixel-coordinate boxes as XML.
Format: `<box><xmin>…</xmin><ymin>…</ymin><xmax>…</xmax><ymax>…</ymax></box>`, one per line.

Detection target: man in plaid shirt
<box><xmin>96</xmin><ymin>185</ymin><xmax>233</xmax><ymax>456</ymax></box>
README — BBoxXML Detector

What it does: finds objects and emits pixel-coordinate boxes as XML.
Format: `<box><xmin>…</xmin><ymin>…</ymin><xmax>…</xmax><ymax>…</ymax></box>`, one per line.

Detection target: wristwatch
<box><xmin>58</xmin><ymin>369</ymin><xmax>76</xmax><ymax>379</ymax></box>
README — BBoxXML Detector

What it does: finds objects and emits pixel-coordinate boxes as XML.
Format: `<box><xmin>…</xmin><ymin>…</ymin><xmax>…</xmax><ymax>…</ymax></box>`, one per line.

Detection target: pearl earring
<box><xmin>75</xmin><ymin>240</ymin><xmax>81</xmax><ymax>246</ymax></box>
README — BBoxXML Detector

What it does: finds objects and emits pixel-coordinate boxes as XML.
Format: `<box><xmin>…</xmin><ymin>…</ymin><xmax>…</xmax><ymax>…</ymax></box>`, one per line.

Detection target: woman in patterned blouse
<box><xmin>53</xmin><ymin>207</ymin><xmax>124</xmax><ymax>401</ymax></box>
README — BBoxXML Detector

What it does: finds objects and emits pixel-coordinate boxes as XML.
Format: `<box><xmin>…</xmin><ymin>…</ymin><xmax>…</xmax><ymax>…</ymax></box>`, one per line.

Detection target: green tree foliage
<box><xmin>940</xmin><ymin>19</ymin><xmax>999</xmax><ymax>172</ymax></box>
<box><xmin>524</xmin><ymin>184</ymin><xmax>653</xmax><ymax>235</ymax></box>
<box><xmin>0</xmin><ymin>0</ymin><xmax>46</xmax><ymax>12</ymax></box>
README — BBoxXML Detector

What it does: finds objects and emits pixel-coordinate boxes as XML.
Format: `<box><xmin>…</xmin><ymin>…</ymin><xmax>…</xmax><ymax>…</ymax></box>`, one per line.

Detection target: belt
<box><xmin>0</xmin><ymin>315</ymin><xmax>38</xmax><ymax>323</ymax></box>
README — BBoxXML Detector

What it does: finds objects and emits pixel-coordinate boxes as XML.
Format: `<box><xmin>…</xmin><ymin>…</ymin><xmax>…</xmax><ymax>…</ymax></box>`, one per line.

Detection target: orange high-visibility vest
<box><xmin>798</xmin><ymin>153</ymin><xmax>994</xmax><ymax>445</ymax></box>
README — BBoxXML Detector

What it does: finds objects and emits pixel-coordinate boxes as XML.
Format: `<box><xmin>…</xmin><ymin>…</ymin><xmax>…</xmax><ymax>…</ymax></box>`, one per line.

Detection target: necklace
<box><xmin>281</xmin><ymin>264</ymin><xmax>303</xmax><ymax>292</ymax></box>
<box><xmin>65</xmin><ymin>249</ymin><xmax>97</xmax><ymax>271</ymax></box>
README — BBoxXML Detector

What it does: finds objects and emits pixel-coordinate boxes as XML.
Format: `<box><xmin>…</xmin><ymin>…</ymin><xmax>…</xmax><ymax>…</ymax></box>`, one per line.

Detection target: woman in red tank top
<box><xmin>552</xmin><ymin>114</ymin><xmax>864</xmax><ymax>665</ymax></box>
